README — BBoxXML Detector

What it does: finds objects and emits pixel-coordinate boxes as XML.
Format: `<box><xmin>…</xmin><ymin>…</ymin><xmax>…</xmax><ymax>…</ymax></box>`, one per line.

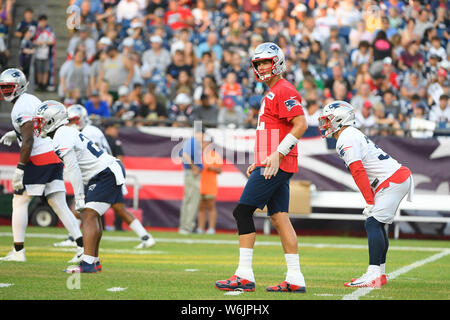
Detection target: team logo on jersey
<box><xmin>284</xmin><ymin>97</ymin><xmax>301</xmax><ymax>111</ymax></box>
<box><xmin>266</xmin><ymin>92</ymin><xmax>275</xmax><ymax>100</ymax></box>
<box><xmin>88</xmin><ymin>184</ymin><xmax>96</xmax><ymax>191</ymax></box>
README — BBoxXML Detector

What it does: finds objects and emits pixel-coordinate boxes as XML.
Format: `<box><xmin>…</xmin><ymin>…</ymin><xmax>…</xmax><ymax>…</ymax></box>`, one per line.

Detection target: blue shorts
<box><xmin>239</xmin><ymin>167</ymin><xmax>293</xmax><ymax>216</ymax></box>
<box><xmin>16</xmin><ymin>162</ymin><xmax>65</xmax><ymax>196</ymax></box>
<box><xmin>85</xmin><ymin>163</ymin><xmax>125</xmax><ymax>206</ymax></box>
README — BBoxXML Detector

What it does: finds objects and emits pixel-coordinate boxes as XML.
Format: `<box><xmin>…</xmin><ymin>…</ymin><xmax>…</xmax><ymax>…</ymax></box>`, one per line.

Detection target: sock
<box><xmin>380</xmin><ymin>263</ymin><xmax>386</xmax><ymax>275</ymax></box>
<box><xmin>365</xmin><ymin>216</ymin><xmax>385</xmax><ymax>266</ymax></box>
<box><xmin>285</xmin><ymin>254</ymin><xmax>305</xmax><ymax>286</ymax></box>
<box><xmin>94</xmin><ymin>257</ymin><xmax>100</xmax><ymax>263</ymax></box>
<box><xmin>68</xmin><ymin>236</ymin><xmax>75</xmax><ymax>241</ymax></box>
<box><xmin>368</xmin><ymin>264</ymin><xmax>381</xmax><ymax>276</ymax></box>
<box><xmin>83</xmin><ymin>255</ymin><xmax>95</xmax><ymax>264</ymax></box>
<box><xmin>12</xmin><ymin>193</ymin><xmax>31</xmax><ymax>243</ymax></box>
<box><xmin>14</xmin><ymin>244</ymin><xmax>24</xmax><ymax>252</ymax></box>
<box><xmin>129</xmin><ymin>219</ymin><xmax>148</xmax><ymax>239</ymax></box>
<box><xmin>235</xmin><ymin>248</ymin><xmax>255</xmax><ymax>282</ymax></box>
<box><xmin>75</xmin><ymin>218</ymin><xmax>82</xmax><ymax>228</ymax></box>
<box><xmin>47</xmin><ymin>192</ymin><xmax>82</xmax><ymax>239</ymax></box>
<box><xmin>75</xmin><ymin>237</ymin><xmax>83</xmax><ymax>247</ymax></box>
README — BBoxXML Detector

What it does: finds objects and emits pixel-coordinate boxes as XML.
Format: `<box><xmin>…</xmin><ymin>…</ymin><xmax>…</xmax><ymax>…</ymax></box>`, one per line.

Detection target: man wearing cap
<box><xmin>142</xmin><ymin>34</ymin><xmax>171</xmax><ymax>80</ymax></box>
<box><xmin>67</xmin><ymin>24</ymin><xmax>96</xmax><ymax>64</ymax></box>
<box><xmin>178</xmin><ymin>126</ymin><xmax>204</xmax><ymax>234</ymax></box>
<box><xmin>355</xmin><ymin>100</ymin><xmax>377</xmax><ymax>136</ymax></box>
<box><xmin>111</xmin><ymin>85</ymin><xmax>139</xmax><ymax>121</ymax></box>
<box><xmin>168</xmin><ymin>93</ymin><xmax>195</xmax><ymax>127</ymax></box>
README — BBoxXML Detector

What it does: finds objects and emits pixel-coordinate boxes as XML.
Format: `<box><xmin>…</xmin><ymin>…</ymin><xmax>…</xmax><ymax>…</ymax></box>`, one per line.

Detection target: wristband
<box><xmin>17</xmin><ymin>163</ymin><xmax>26</xmax><ymax>170</ymax></box>
<box><xmin>276</xmin><ymin>133</ymin><xmax>299</xmax><ymax>156</ymax></box>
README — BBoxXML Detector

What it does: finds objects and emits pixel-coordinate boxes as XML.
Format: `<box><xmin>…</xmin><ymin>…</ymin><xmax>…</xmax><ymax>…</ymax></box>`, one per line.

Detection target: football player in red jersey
<box><xmin>215</xmin><ymin>43</ymin><xmax>309</xmax><ymax>293</ymax></box>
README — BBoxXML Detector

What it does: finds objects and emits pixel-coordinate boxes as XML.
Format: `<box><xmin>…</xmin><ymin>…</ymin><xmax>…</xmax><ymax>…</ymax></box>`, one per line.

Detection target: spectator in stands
<box><xmin>19</xmin><ymin>27</ymin><xmax>35</xmax><ymax>79</ymax></box>
<box><xmin>98</xmin><ymin>44</ymin><xmax>134</xmax><ymax>101</ymax></box>
<box><xmin>116</xmin><ymin>0</ymin><xmax>141</xmax><ymax>24</ymax></box>
<box><xmin>196</xmin><ymin>31</ymin><xmax>222</xmax><ymax>61</ymax></box>
<box><xmin>14</xmin><ymin>7</ymin><xmax>36</xmax><ymax>39</ymax></box>
<box><xmin>168</xmin><ymin>69</ymin><xmax>193</xmax><ymax>103</ymax></box>
<box><xmin>194</xmin><ymin>51</ymin><xmax>221</xmax><ymax>85</ymax></box>
<box><xmin>111</xmin><ymin>85</ymin><xmax>139</xmax><ymax>124</ymax></box>
<box><xmin>197</xmin><ymin>134</ymin><xmax>222</xmax><ymax>235</ymax></box>
<box><xmin>168</xmin><ymin>93</ymin><xmax>195</xmax><ymax>127</ymax></box>
<box><xmin>166</xmin><ymin>49</ymin><xmax>192</xmax><ymax>87</ymax></box>
<box><xmin>399</xmin><ymin>40</ymin><xmax>424</xmax><ymax>71</ymax></box>
<box><xmin>141</xmin><ymin>35</ymin><xmax>171</xmax><ymax>83</ymax></box>
<box><xmin>382</xmin><ymin>89</ymin><xmax>401</xmax><ymax>120</ymax></box>
<box><xmin>219</xmin><ymin>72</ymin><xmax>243</xmax><ymax>108</ymax></box>
<box><xmin>217</xmin><ymin>96</ymin><xmax>246</xmax><ymax>129</ymax></box>
<box><xmin>84</xmin><ymin>90</ymin><xmax>111</xmax><ymax>118</ymax></box>
<box><xmin>323</xmin><ymin>25</ymin><xmax>347</xmax><ymax>57</ymax></box>
<box><xmin>414</xmin><ymin>9</ymin><xmax>433</xmax><ymax>39</ymax></box>
<box><xmin>372</xmin><ymin>30</ymin><xmax>393</xmax><ymax>62</ymax></box>
<box><xmin>33</xmin><ymin>14</ymin><xmax>54</xmax><ymax>91</ymax></box>
<box><xmin>348</xmin><ymin>19</ymin><xmax>373</xmax><ymax>50</ymax></box>
<box><xmin>350</xmin><ymin>82</ymin><xmax>380</xmax><ymax>113</ymax></box>
<box><xmin>224</xmin><ymin>52</ymin><xmax>249</xmax><ymax>87</ymax></box>
<box><xmin>164</xmin><ymin>0</ymin><xmax>194</xmax><ymax>31</ymax></box>
<box><xmin>303</xmin><ymin>99</ymin><xmax>321</xmax><ymax>127</ymax></box>
<box><xmin>373</xmin><ymin>101</ymin><xmax>403</xmax><ymax>137</ymax></box>
<box><xmin>67</xmin><ymin>25</ymin><xmax>96</xmax><ymax>63</ymax></box>
<box><xmin>428</xmin><ymin>36</ymin><xmax>447</xmax><ymax>63</ymax></box>
<box><xmin>400</xmin><ymin>70</ymin><xmax>427</xmax><ymax>101</ymax></box>
<box><xmin>89</xmin><ymin>49</ymin><xmax>108</xmax><ymax>94</ymax></box>
<box><xmin>136</xmin><ymin>91</ymin><xmax>168</xmax><ymax>126</ymax></box>
<box><xmin>355</xmin><ymin>100</ymin><xmax>376</xmax><ymax>136</ymax></box>
<box><xmin>193</xmin><ymin>94</ymin><xmax>218</xmax><ymax>127</ymax></box>
<box><xmin>429</xmin><ymin>94</ymin><xmax>450</xmax><ymax>129</ymax></box>
<box><xmin>58</xmin><ymin>48</ymin><xmax>91</xmax><ymax>102</ymax></box>
<box><xmin>351</xmin><ymin>41</ymin><xmax>371</xmax><ymax>68</ymax></box>
<box><xmin>407</xmin><ymin>102</ymin><xmax>436</xmax><ymax>138</ymax></box>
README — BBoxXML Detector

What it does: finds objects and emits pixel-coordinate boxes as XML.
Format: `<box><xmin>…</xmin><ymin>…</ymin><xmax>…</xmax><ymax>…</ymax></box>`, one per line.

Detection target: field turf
<box><xmin>0</xmin><ymin>226</ymin><xmax>449</xmax><ymax>301</ymax></box>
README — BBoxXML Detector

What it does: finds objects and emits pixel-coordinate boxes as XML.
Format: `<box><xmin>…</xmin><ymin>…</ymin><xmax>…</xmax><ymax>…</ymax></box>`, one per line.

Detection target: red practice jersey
<box><xmin>254</xmin><ymin>78</ymin><xmax>304</xmax><ymax>173</ymax></box>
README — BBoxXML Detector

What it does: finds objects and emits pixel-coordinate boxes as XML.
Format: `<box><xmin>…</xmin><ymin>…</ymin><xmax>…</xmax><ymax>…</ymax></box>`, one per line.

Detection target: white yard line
<box><xmin>0</xmin><ymin>232</ymin><xmax>448</xmax><ymax>252</ymax></box>
<box><xmin>342</xmin><ymin>250</ymin><xmax>450</xmax><ymax>300</ymax></box>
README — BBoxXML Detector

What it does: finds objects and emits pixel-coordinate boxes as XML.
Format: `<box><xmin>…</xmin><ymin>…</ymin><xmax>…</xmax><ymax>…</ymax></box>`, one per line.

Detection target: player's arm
<box><xmin>61</xmin><ymin>148</ymin><xmax>85</xmax><ymax>212</ymax></box>
<box><xmin>348</xmin><ymin>160</ymin><xmax>375</xmax><ymax>205</ymax></box>
<box><xmin>18</xmin><ymin>121</ymin><xmax>34</xmax><ymax>165</ymax></box>
<box><xmin>262</xmin><ymin>114</ymin><xmax>308</xmax><ymax>179</ymax></box>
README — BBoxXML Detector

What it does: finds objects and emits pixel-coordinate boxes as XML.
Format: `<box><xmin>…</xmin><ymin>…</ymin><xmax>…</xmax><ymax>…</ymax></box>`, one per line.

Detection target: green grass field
<box><xmin>0</xmin><ymin>225</ymin><xmax>449</xmax><ymax>300</ymax></box>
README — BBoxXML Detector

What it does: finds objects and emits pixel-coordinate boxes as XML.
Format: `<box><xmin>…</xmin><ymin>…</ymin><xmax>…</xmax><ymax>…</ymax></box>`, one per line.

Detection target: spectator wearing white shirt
<box><xmin>355</xmin><ymin>100</ymin><xmax>377</xmax><ymax>136</ymax></box>
<box><xmin>141</xmin><ymin>35</ymin><xmax>171</xmax><ymax>80</ymax></box>
<box><xmin>116</xmin><ymin>0</ymin><xmax>141</xmax><ymax>23</ymax></box>
<box><xmin>429</xmin><ymin>94</ymin><xmax>450</xmax><ymax>129</ymax></box>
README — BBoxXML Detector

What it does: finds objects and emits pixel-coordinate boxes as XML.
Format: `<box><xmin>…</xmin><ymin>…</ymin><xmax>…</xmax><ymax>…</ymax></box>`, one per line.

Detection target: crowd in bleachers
<box><xmin>12</xmin><ymin>0</ymin><xmax>450</xmax><ymax>137</ymax></box>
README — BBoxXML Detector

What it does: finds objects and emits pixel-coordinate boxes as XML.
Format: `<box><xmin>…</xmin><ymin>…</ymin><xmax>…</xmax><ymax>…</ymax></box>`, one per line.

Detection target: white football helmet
<box><xmin>67</xmin><ymin>104</ymin><xmax>91</xmax><ymax>130</ymax></box>
<box><xmin>251</xmin><ymin>42</ymin><xmax>286</xmax><ymax>82</ymax></box>
<box><xmin>33</xmin><ymin>100</ymin><xmax>69</xmax><ymax>138</ymax></box>
<box><xmin>0</xmin><ymin>68</ymin><xmax>29</xmax><ymax>102</ymax></box>
<box><xmin>318</xmin><ymin>100</ymin><xmax>356</xmax><ymax>138</ymax></box>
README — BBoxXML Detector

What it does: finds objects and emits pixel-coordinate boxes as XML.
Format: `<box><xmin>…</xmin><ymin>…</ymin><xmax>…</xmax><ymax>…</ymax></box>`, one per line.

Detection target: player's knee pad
<box><xmin>232</xmin><ymin>204</ymin><xmax>257</xmax><ymax>235</ymax></box>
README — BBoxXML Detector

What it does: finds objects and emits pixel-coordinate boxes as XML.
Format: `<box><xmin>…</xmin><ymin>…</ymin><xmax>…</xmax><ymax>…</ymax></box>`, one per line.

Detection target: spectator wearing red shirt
<box><xmin>164</xmin><ymin>0</ymin><xmax>194</xmax><ymax>31</ymax></box>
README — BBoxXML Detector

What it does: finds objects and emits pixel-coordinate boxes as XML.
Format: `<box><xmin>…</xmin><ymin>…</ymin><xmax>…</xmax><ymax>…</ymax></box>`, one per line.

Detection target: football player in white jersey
<box><xmin>0</xmin><ymin>68</ymin><xmax>84</xmax><ymax>263</ymax></box>
<box><xmin>33</xmin><ymin>100</ymin><xmax>130</xmax><ymax>273</ymax></box>
<box><xmin>53</xmin><ymin>104</ymin><xmax>155</xmax><ymax>249</ymax></box>
<box><xmin>319</xmin><ymin>100</ymin><xmax>414</xmax><ymax>288</ymax></box>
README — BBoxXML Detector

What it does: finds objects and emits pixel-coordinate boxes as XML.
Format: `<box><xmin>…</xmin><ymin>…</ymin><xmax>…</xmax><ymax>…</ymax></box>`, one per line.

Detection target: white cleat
<box><xmin>67</xmin><ymin>247</ymin><xmax>84</xmax><ymax>263</ymax></box>
<box><xmin>54</xmin><ymin>238</ymin><xmax>77</xmax><ymax>247</ymax></box>
<box><xmin>344</xmin><ymin>271</ymin><xmax>382</xmax><ymax>288</ymax></box>
<box><xmin>135</xmin><ymin>236</ymin><xmax>156</xmax><ymax>249</ymax></box>
<box><xmin>0</xmin><ymin>249</ymin><xmax>26</xmax><ymax>262</ymax></box>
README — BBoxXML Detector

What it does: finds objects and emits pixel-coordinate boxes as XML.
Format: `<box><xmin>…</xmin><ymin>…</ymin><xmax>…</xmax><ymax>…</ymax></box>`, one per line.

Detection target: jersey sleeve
<box><xmin>277</xmin><ymin>84</ymin><xmax>304</xmax><ymax>121</ymax></box>
<box><xmin>336</xmin><ymin>134</ymin><xmax>362</xmax><ymax>167</ymax></box>
<box><xmin>53</xmin><ymin>127</ymin><xmax>77</xmax><ymax>159</ymax></box>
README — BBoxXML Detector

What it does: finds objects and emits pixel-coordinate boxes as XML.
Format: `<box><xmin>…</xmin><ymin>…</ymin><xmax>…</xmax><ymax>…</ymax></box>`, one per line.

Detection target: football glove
<box><xmin>362</xmin><ymin>204</ymin><xmax>374</xmax><ymax>218</ymax></box>
<box><xmin>0</xmin><ymin>130</ymin><xmax>17</xmax><ymax>146</ymax></box>
<box><xmin>12</xmin><ymin>167</ymin><xmax>24</xmax><ymax>191</ymax></box>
